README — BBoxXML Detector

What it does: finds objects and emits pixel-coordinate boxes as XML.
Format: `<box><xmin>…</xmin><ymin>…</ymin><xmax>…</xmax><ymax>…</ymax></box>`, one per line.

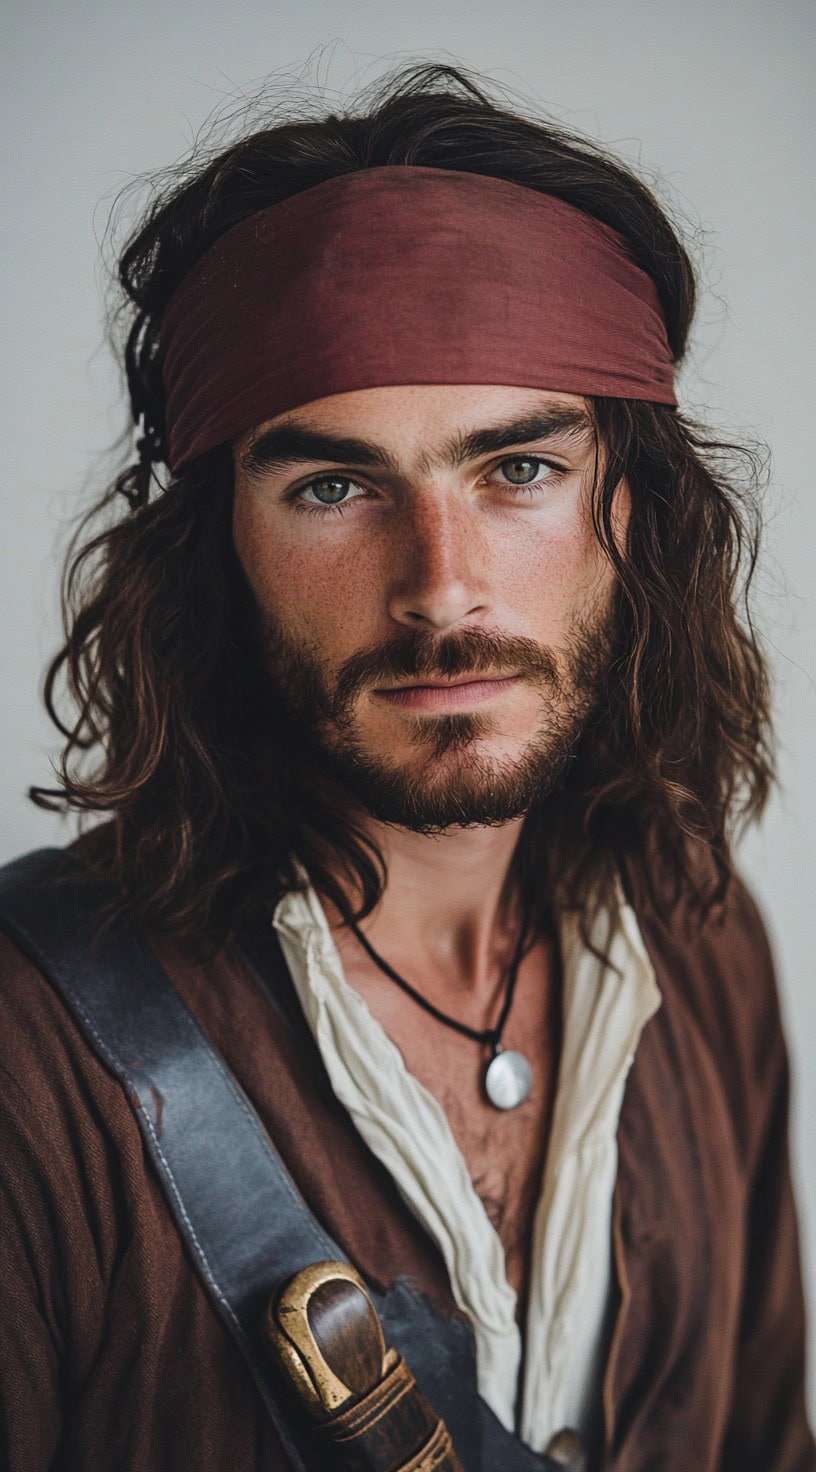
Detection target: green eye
<box><xmin>304</xmin><ymin>475</ymin><xmax>354</xmax><ymax>505</ymax></box>
<box><xmin>499</xmin><ymin>457</ymin><xmax>545</xmax><ymax>485</ymax></box>
<box><xmin>492</xmin><ymin>455</ymin><xmax>568</xmax><ymax>490</ymax></box>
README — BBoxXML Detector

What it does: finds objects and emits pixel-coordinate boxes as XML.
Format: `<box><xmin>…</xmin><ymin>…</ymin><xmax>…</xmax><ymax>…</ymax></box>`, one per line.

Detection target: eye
<box><xmin>295</xmin><ymin>474</ymin><xmax>368</xmax><ymax>507</ymax></box>
<box><xmin>489</xmin><ymin>455</ymin><xmax>565</xmax><ymax>490</ymax></box>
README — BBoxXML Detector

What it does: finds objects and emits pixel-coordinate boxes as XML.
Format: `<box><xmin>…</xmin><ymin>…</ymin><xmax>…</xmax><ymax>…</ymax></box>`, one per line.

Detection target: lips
<box><xmin>372</xmin><ymin>674</ymin><xmax>521</xmax><ymax>710</ymax></box>
<box><xmin>377</xmin><ymin>674</ymin><xmax>516</xmax><ymax>692</ymax></box>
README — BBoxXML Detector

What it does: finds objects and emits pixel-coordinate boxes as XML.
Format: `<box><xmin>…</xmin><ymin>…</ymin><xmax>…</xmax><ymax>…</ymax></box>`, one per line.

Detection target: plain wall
<box><xmin>3</xmin><ymin>0</ymin><xmax>815</xmax><ymax>1414</ymax></box>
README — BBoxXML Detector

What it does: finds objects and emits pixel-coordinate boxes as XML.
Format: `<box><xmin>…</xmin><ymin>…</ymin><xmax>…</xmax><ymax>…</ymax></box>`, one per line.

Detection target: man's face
<box><xmin>232</xmin><ymin>385</ymin><xmax>629</xmax><ymax>832</ymax></box>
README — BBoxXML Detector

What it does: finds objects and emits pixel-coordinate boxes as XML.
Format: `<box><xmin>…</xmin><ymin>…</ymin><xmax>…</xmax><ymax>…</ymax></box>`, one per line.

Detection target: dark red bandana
<box><xmin>159</xmin><ymin>165</ymin><xmax>677</xmax><ymax>471</ymax></box>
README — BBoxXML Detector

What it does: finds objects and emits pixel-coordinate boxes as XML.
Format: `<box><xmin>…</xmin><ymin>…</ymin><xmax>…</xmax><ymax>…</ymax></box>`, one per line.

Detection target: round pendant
<box><xmin>484</xmin><ymin>1049</ymin><xmax>533</xmax><ymax>1110</ymax></box>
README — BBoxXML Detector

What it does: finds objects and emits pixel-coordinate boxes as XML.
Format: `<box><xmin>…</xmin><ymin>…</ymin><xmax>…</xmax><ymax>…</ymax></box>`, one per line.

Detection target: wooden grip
<box><xmin>264</xmin><ymin>1260</ymin><xmax>465</xmax><ymax>1472</ymax></box>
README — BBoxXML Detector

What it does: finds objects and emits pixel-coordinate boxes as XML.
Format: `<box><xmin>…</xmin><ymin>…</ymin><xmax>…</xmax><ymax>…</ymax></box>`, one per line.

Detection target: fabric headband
<box><xmin>158</xmin><ymin>164</ymin><xmax>678</xmax><ymax>472</ymax></box>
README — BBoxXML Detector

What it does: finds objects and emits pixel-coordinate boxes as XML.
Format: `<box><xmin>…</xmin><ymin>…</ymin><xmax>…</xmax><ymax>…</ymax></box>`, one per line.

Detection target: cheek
<box><xmin>232</xmin><ymin>492</ymin><xmax>380</xmax><ymax>647</ymax></box>
<box><xmin>499</xmin><ymin>498</ymin><xmax>610</xmax><ymax>632</ymax></box>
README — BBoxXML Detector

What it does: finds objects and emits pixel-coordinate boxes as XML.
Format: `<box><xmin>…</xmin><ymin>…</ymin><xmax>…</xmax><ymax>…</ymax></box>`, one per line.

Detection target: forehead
<box><xmin>235</xmin><ymin>384</ymin><xmax>595</xmax><ymax>479</ymax></box>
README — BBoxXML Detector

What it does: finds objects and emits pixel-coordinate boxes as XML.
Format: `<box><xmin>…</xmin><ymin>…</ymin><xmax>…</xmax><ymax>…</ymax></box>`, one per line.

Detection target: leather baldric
<box><xmin>0</xmin><ymin>847</ymin><xmax>565</xmax><ymax>1472</ymax></box>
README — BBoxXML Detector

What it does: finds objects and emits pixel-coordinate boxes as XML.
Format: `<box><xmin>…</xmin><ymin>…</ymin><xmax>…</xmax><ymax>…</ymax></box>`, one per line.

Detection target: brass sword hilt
<box><xmin>264</xmin><ymin>1260</ymin><xmax>465</xmax><ymax>1472</ymax></box>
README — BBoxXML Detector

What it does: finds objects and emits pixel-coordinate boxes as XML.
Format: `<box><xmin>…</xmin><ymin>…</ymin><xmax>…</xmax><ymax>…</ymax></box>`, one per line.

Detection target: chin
<box><xmin>392</xmin><ymin>726</ymin><xmax>525</xmax><ymax>760</ymax></box>
<box><xmin>327</xmin><ymin>732</ymin><xmax>571</xmax><ymax>834</ymax></box>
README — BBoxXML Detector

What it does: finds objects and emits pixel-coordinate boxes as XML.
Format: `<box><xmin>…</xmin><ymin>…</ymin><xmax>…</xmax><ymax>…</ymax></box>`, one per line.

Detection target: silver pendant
<box><xmin>484</xmin><ymin>1047</ymin><xmax>532</xmax><ymax>1110</ymax></box>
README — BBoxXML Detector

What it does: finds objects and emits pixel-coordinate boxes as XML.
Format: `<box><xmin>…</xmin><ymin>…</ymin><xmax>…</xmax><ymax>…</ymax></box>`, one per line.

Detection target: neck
<box><xmin>316</xmin><ymin>808</ymin><xmax>529</xmax><ymax>1003</ymax></box>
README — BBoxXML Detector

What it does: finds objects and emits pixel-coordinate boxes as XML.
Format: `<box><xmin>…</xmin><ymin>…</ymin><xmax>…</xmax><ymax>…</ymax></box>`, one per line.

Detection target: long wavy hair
<box><xmin>31</xmin><ymin>60</ymin><xmax>775</xmax><ymax>949</ymax></box>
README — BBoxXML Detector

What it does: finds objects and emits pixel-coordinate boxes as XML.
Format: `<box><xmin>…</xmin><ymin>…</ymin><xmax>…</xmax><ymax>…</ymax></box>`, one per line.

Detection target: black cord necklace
<box><xmin>346</xmin><ymin>901</ymin><xmax>534</xmax><ymax>1111</ymax></box>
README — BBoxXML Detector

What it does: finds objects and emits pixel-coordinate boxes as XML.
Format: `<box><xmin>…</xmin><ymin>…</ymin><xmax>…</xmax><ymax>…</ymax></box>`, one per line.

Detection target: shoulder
<box><xmin>0</xmin><ymin>843</ymin><xmax>113</xmax><ymax>1099</ymax></box>
<box><xmin>639</xmin><ymin>862</ymin><xmax>779</xmax><ymax>1037</ymax></box>
<box><xmin>0</xmin><ymin>844</ymin><xmax>149</xmax><ymax>1260</ymax></box>
<box><xmin>632</xmin><ymin>857</ymin><xmax>787</xmax><ymax>1171</ymax></box>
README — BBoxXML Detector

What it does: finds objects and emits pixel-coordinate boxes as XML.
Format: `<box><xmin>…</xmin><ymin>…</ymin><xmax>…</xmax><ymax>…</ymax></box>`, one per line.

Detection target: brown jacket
<box><xmin>0</xmin><ymin>856</ymin><xmax>813</xmax><ymax>1471</ymax></box>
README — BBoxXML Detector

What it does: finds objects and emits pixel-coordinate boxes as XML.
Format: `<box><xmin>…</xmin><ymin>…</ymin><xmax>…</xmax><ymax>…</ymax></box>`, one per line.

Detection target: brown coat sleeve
<box><xmin>0</xmin><ymin>944</ymin><xmax>106</xmax><ymax>1470</ymax></box>
<box><xmin>718</xmin><ymin>884</ymin><xmax>815</xmax><ymax>1470</ymax></box>
<box><xmin>0</xmin><ymin>1064</ymin><xmax>66</xmax><ymax>1470</ymax></box>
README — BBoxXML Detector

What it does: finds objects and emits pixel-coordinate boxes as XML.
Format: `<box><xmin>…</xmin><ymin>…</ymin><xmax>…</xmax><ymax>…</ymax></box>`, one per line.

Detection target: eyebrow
<box><xmin>239</xmin><ymin>406</ymin><xmax>594</xmax><ymax>479</ymax></box>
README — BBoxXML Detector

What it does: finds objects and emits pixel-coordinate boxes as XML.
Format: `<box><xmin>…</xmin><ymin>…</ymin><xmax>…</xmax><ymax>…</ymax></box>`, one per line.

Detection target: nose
<box><xmin>386</xmin><ymin>489</ymin><xmax>489</xmax><ymax>631</ymax></box>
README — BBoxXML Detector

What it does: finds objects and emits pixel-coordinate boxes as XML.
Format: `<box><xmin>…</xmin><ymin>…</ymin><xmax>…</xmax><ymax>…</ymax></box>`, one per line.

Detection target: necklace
<box><xmin>345</xmin><ymin>902</ymin><xmax>534</xmax><ymax>1111</ymax></box>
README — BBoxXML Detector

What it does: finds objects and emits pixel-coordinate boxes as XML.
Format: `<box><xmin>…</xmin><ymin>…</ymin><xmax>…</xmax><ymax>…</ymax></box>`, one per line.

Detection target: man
<box><xmin>1</xmin><ymin>60</ymin><xmax>813</xmax><ymax>1472</ymax></box>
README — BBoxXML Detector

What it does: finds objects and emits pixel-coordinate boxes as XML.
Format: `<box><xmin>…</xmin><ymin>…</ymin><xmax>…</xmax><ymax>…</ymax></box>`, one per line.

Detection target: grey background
<box><xmin>3</xmin><ymin>0</ymin><xmax>814</xmax><ymax>1414</ymax></box>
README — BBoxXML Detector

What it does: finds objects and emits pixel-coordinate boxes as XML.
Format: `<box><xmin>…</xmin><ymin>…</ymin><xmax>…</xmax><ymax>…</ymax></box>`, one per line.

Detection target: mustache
<box><xmin>332</xmin><ymin>627</ymin><xmax>561</xmax><ymax>716</ymax></box>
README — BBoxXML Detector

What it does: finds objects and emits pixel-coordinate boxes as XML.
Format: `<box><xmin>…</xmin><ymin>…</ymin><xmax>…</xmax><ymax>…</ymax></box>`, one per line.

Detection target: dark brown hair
<box><xmin>31</xmin><ymin>60</ymin><xmax>774</xmax><ymax>947</ymax></box>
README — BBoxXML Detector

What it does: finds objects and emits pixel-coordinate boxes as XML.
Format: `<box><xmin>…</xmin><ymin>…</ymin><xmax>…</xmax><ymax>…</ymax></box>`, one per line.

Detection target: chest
<box><xmin>335</xmin><ymin>933</ymin><xmax>563</xmax><ymax>1305</ymax></box>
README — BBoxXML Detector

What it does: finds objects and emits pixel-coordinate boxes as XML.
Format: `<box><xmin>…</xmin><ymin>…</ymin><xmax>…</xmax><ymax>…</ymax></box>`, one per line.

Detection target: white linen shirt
<box><xmin>272</xmin><ymin>871</ymin><xmax>661</xmax><ymax>1454</ymax></box>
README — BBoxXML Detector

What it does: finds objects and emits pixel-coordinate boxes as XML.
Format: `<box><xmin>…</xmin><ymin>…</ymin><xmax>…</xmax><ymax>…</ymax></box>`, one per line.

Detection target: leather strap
<box><xmin>0</xmin><ymin>847</ymin><xmax>557</xmax><ymax>1472</ymax></box>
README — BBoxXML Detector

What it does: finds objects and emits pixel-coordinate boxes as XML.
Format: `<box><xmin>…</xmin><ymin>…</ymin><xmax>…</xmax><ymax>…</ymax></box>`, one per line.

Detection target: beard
<box><xmin>256</xmin><ymin>599</ymin><xmax>618</xmax><ymax>835</ymax></box>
